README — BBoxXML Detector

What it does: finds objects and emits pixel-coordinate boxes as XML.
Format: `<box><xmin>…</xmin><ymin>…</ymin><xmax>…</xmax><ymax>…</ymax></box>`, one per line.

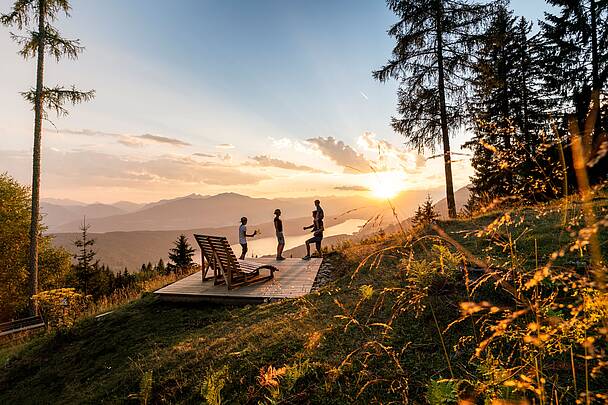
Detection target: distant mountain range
<box><xmin>48</xmin><ymin>187</ymin><xmax>470</xmax><ymax>272</ymax></box>
<box><xmin>41</xmin><ymin>203</ymin><xmax>129</xmax><ymax>232</ymax></box>
<box><xmin>43</xmin><ymin>190</ymin><xmax>442</xmax><ymax>233</ymax></box>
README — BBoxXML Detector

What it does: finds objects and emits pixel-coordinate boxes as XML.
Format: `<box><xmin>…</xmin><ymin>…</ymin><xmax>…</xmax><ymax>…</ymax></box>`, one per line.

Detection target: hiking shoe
<box><xmin>302</xmin><ymin>255</ymin><xmax>311</xmax><ymax>260</ymax></box>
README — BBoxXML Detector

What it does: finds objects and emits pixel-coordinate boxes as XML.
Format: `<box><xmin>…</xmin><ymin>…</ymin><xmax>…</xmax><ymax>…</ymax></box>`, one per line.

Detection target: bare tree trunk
<box><xmin>589</xmin><ymin>0</ymin><xmax>601</xmax><ymax>143</ymax></box>
<box><xmin>520</xmin><ymin>30</ymin><xmax>531</xmax><ymax>149</ymax></box>
<box><xmin>28</xmin><ymin>0</ymin><xmax>46</xmax><ymax>316</ymax></box>
<box><xmin>590</xmin><ymin>0</ymin><xmax>599</xmax><ymax>96</ymax></box>
<box><xmin>436</xmin><ymin>5</ymin><xmax>457</xmax><ymax>218</ymax></box>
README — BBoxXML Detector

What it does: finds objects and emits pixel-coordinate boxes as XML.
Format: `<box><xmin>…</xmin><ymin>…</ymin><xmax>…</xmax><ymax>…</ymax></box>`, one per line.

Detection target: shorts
<box><xmin>276</xmin><ymin>231</ymin><xmax>285</xmax><ymax>245</ymax></box>
<box><xmin>306</xmin><ymin>235</ymin><xmax>323</xmax><ymax>245</ymax></box>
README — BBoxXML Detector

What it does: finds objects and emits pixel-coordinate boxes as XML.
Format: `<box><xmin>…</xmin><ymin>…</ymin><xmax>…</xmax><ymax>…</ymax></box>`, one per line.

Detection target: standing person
<box><xmin>273</xmin><ymin>209</ymin><xmax>286</xmax><ymax>261</ymax></box>
<box><xmin>302</xmin><ymin>210</ymin><xmax>324</xmax><ymax>260</ymax></box>
<box><xmin>238</xmin><ymin>217</ymin><xmax>257</xmax><ymax>260</ymax></box>
<box><xmin>314</xmin><ymin>199</ymin><xmax>324</xmax><ymax>221</ymax></box>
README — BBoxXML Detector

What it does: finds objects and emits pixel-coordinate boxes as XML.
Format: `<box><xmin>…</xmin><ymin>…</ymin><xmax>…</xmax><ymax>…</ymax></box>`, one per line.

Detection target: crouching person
<box><xmin>302</xmin><ymin>210</ymin><xmax>323</xmax><ymax>260</ymax></box>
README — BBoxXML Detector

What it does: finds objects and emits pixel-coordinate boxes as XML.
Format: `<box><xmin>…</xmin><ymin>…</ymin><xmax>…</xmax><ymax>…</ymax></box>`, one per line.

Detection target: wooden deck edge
<box><xmin>154</xmin><ymin>292</ymin><xmax>267</xmax><ymax>305</ymax></box>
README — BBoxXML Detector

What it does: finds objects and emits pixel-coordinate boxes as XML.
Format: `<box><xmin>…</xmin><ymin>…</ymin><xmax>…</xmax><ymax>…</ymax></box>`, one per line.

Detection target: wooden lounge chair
<box><xmin>193</xmin><ymin>234</ymin><xmax>278</xmax><ymax>290</ymax></box>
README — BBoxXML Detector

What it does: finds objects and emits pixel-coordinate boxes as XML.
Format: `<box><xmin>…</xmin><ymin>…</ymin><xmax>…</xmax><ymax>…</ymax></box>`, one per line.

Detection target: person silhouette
<box><xmin>314</xmin><ymin>199</ymin><xmax>324</xmax><ymax>221</ymax></box>
<box><xmin>302</xmin><ymin>210</ymin><xmax>324</xmax><ymax>260</ymax></box>
<box><xmin>274</xmin><ymin>209</ymin><xmax>286</xmax><ymax>260</ymax></box>
<box><xmin>238</xmin><ymin>217</ymin><xmax>257</xmax><ymax>260</ymax></box>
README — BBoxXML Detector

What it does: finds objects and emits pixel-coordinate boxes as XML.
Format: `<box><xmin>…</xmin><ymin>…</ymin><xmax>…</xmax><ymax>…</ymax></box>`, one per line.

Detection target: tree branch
<box><xmin>21</xmin><ymin>86</ymin><xmax>95</xmax><ymax>117</ymax></box>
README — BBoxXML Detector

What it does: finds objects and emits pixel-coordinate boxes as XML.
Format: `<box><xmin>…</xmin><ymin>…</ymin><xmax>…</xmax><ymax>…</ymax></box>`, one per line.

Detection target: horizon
<box><xmin>42</xmin><ymin>185</ymin><xmax>454</xmax><ymax>207</ymax></box>
<box><xmin>0</xmin><ymin>0</ymin><xmax>549</xmax><ymax>204</ymax></box>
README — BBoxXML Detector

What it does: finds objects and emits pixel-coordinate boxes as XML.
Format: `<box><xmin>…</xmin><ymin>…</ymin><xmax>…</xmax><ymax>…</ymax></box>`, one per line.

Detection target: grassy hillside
<box><xmin>1</xmin><ymin>197</ymin><xmax>607</xmax><ymax>403</ymax></box>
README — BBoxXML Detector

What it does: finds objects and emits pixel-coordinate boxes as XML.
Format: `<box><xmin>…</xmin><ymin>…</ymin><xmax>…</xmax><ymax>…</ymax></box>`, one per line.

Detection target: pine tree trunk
<box><xmin>520</xmin><ymin>31</ymin><xmax>531</xmax><ymax>148</ymax></box>
<box><xmin>28</xmin><ymin>0</ymin><xmax>46</xmax><ymax>316</ymax></box>
<box><xmin>436</xmin><ymin>4</ymin><xmax>457</xmax><ymax>218</ymax></box>
<box><xmin>589</xmin><ymin>0</ymin><xmax>601</xmax><ymax>142</ymax></box>
<box><xmin>499</xmin><ymin>39</ymin><xmax>511</xmax><ymax>149</ymax></box>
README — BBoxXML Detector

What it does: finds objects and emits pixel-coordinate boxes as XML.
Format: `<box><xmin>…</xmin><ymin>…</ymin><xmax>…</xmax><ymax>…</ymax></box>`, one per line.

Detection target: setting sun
<box><xmin>368</xmin><ymin>171</ymin><xmax>406</xmax><ymax>199</ymax></box>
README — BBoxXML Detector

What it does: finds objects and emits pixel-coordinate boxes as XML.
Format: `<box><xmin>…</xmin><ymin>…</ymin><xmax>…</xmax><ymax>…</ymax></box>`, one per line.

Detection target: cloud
<box><xmin>306</xmin><ymin>136</ymin><xmax>372</xmax><ymax>173</ymax></box>
<box><xmin>268</xmin><ymin>136</ymin><xmax>315</xmax><ymax>154</ymax></box>
<box><xmin>334</xmin><ymin>185</ymin><xmax>370</xmax><ymax>191</ymax></box>
<box><xmin>192</xmin><ymin>152</ymin><xmax>231</xmax><ymax>161</ymax></box>
<box><xmin>357</xmin><ymin>132</ymin><xmax>427</xmax><ymax>174</ymax></box>
<box><xmin>117</xmin><ymin>137</ymin><xmax>145</xmax><ymax>148</ymax></box>
<box><xmin>138</xmin><ymin>134</ymin><xmax>191</xmax><ymax>147</ymax></box>
<box><xmin>250</xmin><ymin>155</ymin><xmax>325</xmax><ymax>173</ymax></box>
<box><xmin>58</xmin><ymin>129</ymin><xmax>110</xmax><ymax>137</ymax></box>
<box><xmin>269</xmin><ymin>137</ymin><xmax>293</xmax><ymax>149</ymax></box>
<box><xmin>0</xmin><ymin>149</ymin><xmax>267</xmax><ymax>188</ymax></box>
<box><xmin>216</xmin><ymin>143</ymin><xmax>235</xmax><ymax>149</ymax></box>
<box><xmin>55</xmin><ymin>128</ymin><xmax>190</xmax><ymax>148</ymax></box>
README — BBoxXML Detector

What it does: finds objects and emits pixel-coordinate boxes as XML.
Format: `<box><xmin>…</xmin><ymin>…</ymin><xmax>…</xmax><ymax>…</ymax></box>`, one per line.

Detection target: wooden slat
<box><xmin>155</xmin><ymin>258</ymin><xmax>322</xmax><ymax>303</ymax></box>
<box><xmin>193</xmin><ymin>234</ymin><xmax>279</xmax><ymax>290</ymax></box>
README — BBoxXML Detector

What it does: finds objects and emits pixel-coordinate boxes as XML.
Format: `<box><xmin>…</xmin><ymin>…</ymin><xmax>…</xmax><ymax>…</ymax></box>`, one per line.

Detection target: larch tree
<box><xmin>1</xmin><ymin>0</ymin><xmax>94</xmax><ymax>314</ymax></box>
<box><xmin>374</xmin><ymin>0</ymin><xmax>495</xmax><ymax>218</ymax></box>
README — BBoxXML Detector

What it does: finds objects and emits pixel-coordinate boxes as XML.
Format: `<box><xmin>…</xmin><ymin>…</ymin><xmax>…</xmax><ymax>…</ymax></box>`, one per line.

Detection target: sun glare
<box><xmin>368</xmin><ymin>171</ymin><xmax>406</xmax><ymax>199</ymax></box>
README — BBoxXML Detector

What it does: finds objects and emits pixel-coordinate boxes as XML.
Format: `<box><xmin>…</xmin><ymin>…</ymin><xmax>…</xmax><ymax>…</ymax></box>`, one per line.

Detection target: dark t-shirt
<box><xmin>313</xmin><ymin>219</ymin><xmax>324</xmax><ymax>238</ymax></box>
<box><xmin>274</xmin><ymin>217</ymin><xmax>283</xmax><ymax>233</ymax></box>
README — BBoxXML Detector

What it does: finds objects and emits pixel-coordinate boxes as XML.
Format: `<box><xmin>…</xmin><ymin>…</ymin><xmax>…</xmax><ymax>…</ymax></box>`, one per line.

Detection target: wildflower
<box><xmin>306</xmin><ymin>331</ymin><xmax>322</xmax><ymax>350</ymax></box>
<box><xmin>258</xmin><ymin>365</ymin><xmax>286</xmax><ymax>388</ymax></box>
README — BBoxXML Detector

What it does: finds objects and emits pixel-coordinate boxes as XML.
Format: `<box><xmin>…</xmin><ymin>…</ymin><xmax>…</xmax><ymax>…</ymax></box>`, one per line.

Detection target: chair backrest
<box><xmin>193</xmin><ymin>234</ymin><xmax>241</xmax><ymax>276</ymax></box>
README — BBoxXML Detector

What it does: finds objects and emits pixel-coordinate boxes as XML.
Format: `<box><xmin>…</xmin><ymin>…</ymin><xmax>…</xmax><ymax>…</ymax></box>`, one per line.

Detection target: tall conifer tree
<box><xmin>468</xmin><ymin>7</ymin><xmax>555</xmax><ymax>204</ymax></box>
<box><xmin>74</xmin><ymin>219</ymin><xmax>96</xmax><ymax>296</ymax></box>
<box><xmin>1</xmin><ymin>0</ymin><xmax>94</xmax><ymax>314</ymax></box>
<box><xmin>168</xmin><ymin>235</ymin><xmax>195</xmax><ymax>274</ymax></box>
<box><xmin>541</xmin><ymin>0</ymin><xmax>608</xmax><ymax>165</ymax></box>
<box><xmin>374</xmin><ymin>0</ymin><xmax>495</xmax><ymax>218</ymax></box>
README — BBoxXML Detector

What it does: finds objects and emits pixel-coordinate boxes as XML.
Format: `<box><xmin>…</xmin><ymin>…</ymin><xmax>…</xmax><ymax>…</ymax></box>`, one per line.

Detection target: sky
<box><xmin>0</xmin><ymin>0</ymin><xmax>551</xmax><ymax>203</ymax></box>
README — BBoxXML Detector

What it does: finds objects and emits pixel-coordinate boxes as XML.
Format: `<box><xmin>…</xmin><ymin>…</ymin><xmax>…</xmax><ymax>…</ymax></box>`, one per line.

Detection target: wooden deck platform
<box><xmin>154</xmin><ymin>258</ymin><xmax>323</xmax><ymax>304</ymax></box>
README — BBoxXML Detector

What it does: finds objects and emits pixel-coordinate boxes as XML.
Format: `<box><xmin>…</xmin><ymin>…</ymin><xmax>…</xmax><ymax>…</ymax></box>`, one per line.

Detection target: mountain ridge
<box><xmin>50</xmin><ymin>192</ymin><xmax>406</xmax><ymax>233</ymax></box>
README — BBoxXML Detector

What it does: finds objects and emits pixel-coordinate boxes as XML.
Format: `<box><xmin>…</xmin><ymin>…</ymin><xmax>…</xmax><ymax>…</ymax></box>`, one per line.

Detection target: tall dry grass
<box><xmin>325</xmin><ymin>103</ymin><xmax>607</xmax><ymax>403</ymax></box>
<box><xmin>85</xmin><ymin>269</ymin><xmax>197</xmax><ymax>317</ymax></box>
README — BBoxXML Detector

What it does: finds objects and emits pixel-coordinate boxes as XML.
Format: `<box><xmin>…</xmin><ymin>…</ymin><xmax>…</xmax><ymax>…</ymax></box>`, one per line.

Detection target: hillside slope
<box><xmin>3</xmin><ymin>198</ymin><xmax>606</xmax><ymax>403</ymax></box>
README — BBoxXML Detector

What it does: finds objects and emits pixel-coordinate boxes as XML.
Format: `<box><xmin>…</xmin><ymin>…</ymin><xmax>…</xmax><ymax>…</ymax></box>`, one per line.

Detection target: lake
<box><xmin>231</xmin><ymin>218</ymin><xmax>366</xmax><ymax>258</ymax></box>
